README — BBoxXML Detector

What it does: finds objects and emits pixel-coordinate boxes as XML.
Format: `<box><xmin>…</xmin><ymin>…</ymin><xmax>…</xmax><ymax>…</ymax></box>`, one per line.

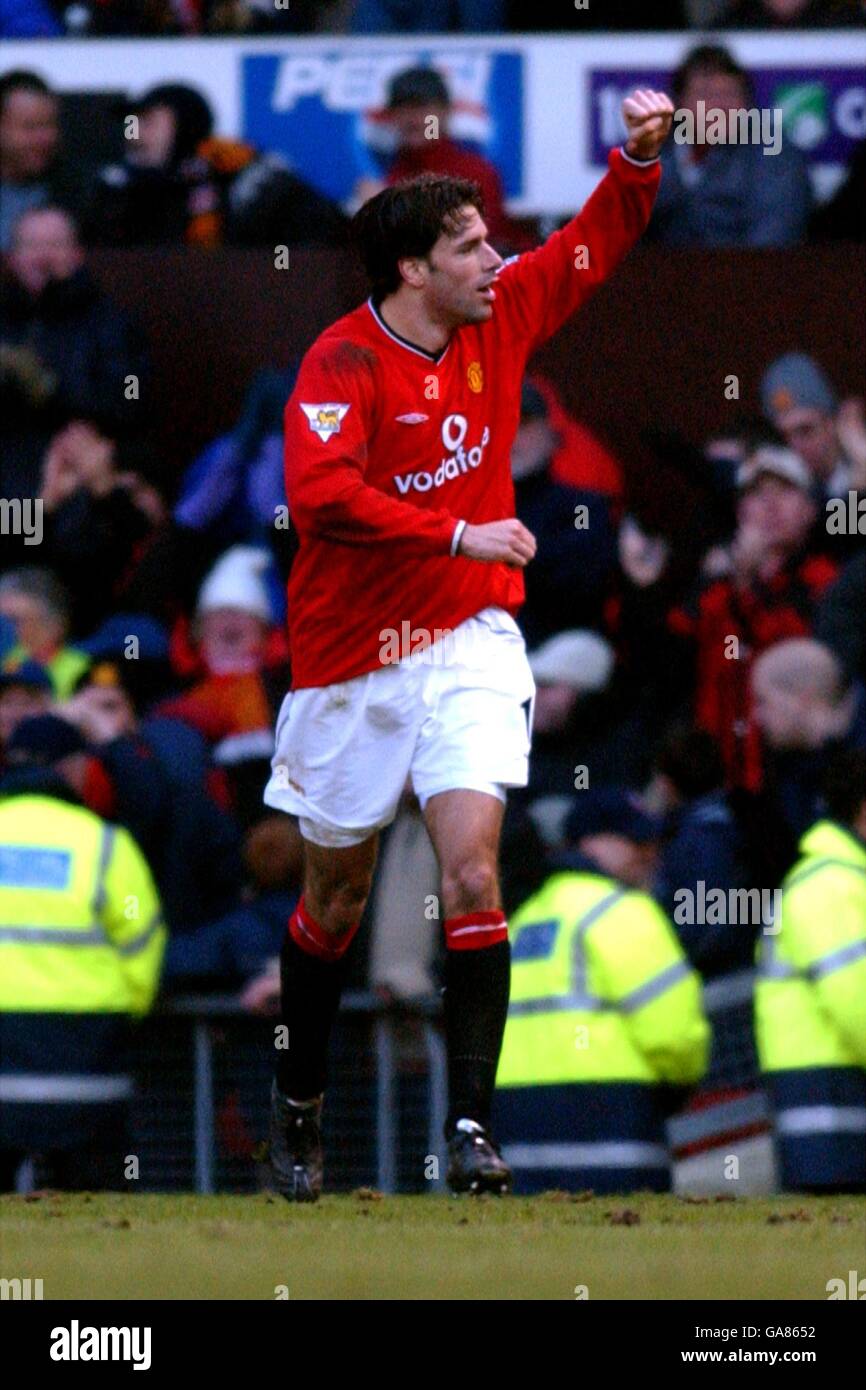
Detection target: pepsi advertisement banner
<box><xmin>242</xmin><ymin>49</ymin><xmax>525</xmax><ymax>207</ymax></box>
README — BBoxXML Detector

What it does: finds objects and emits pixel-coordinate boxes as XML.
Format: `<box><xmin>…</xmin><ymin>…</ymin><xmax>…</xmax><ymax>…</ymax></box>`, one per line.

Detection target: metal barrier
<box><xmin>128</xmin><ymin>971</ymin><xmax>766</xmax><ymax>1194</ymax></box>
<box><xmin>132</xmin><ymin>992</ymin><xmax>448</xmax><ymax>1195</ymax></box>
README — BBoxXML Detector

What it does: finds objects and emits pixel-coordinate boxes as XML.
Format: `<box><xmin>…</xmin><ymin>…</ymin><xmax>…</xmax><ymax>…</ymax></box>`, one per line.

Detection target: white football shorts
<box><xmin>263</xmin><ymin>606</ymin><xmax>535</xmax><ymax>847</ymax></box>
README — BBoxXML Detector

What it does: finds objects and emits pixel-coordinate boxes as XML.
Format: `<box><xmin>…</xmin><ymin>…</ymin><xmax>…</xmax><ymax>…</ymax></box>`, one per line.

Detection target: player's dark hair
<box><xmin>672</xmin><ymin>44</ymin><xmax>753</xmax><ymax>105</ymax></box>
<box><xmin>351</xmin><ymin>173</ymin><xmax>485</xmax><ymax>300</ymax></box>
<box><xmin>0</xmin><ymin>70</ymin><xmax>53</xmax><ymax>117</ymax></box>
<box><xmin>822</xmin><ymin>748</ymin><xmax>866</xmax><ymax>827</ymax></box>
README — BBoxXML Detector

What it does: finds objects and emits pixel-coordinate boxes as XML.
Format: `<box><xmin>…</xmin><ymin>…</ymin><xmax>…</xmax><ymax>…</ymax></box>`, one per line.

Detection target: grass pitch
<box><xmin>2</xmin><ymin>1191</ymin><xmax>863</xmax><ymax>1300</ymax></box>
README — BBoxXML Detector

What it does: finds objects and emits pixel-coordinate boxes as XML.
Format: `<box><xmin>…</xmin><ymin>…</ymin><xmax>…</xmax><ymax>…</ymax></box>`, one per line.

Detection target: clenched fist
<box><xmin>622</xmin><ymin>89</ymin><xmax>674</xmax><ymax>162</ymax></box>
<box><xmin>457</xmin><ymin>518</ymin><xmax>537</xmax><ymax>567</ymax></box>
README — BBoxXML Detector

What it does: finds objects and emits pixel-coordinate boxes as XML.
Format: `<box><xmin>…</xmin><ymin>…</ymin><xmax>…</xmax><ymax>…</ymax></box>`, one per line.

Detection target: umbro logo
<box><xmin>395</xmin><ymin>413</ymin><xmax>429</xmax><ymax>425</ymax></box>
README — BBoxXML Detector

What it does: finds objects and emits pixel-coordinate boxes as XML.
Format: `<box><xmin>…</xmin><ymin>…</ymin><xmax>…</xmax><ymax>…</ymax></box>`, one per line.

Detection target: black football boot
<box><xmin>446</xmin><ymin>1118</ymin><xmax>513</xmax><ymax>1195</ymax></box>
<box><xmin>269</xmin><ymin>1080</ymin><xmax>324</xmax><ymax>1203</ymax></box>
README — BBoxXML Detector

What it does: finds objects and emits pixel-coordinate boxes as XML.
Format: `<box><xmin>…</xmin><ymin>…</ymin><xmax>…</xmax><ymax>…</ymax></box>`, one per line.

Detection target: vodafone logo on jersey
<box><xmin>394</xmin><ymin>414</ymin><xmax>491</xmax><ymax>495</ymax></box>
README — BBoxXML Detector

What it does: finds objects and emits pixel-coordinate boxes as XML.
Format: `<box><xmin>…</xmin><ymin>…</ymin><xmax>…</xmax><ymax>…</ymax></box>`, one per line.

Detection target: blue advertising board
<box><xmin>242</xmin><ymin>48</ymin><xmax>524</xmax><ymax>206</ymax></box>
<box><xmin>588</xmin><ymin>64</ymin><xmax>865</xmax><ymax>169</ymax></box>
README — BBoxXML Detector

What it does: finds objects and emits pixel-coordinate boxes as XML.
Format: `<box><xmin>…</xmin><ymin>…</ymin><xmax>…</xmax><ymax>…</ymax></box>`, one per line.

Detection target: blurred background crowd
<box><xmin>0</xmin><ymin>10</ymin><xmax>864</xmax><ymax>1195</ymax></box>
<box><xmin>2</xmin><ymin>0</ymin><xmax>865</xmax><ymax>38</ymax></box>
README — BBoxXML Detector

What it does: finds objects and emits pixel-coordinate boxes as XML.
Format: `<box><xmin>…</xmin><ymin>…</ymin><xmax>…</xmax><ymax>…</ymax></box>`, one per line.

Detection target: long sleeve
<box><xmin>285</xmin><ymin>341</ymin><xmax>459</xmax><ymax>553</ymax></box>
<box><xmin>494</xmin><ymin>146</ymin><xmax>661</xmax><ymax>357</ymax></box>
<box><xmin>788</xmin><ymin>874</ymin><xmax>866</xmax><ymax>1069</ymax></box>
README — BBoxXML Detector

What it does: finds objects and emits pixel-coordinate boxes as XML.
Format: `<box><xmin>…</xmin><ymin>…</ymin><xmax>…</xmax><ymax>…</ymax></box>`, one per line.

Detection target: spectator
<box><xmin>0</xmin><ymin>0</ymin><xmax>63</xmax><ymax>35</ymax></box>
<box><xmin>751</xmin><ymin>638</ymin><xmax>864</xmax><ymax>838</ymax></box>
<box><xmin>0</xmin><ymin>713</ymin><xmax>165</xmax><ymax>1192</ymax></box>
<box><xmin>0</xmin><ymin>71</ymin><xmax>85</xmax><ymax>252</ymax></box>
<box><xmin>155</xmin><ymin>546</ymin><xmax>288</xmax><ymax>826</ymax></box>
<box><xmin>514</xmin><ymin>629</ymin><xmax>619</xmax><ymax>844</ymax></box>
<box><xmin>207</xmin><ymin>0</ymin><xmax>340</xmax><ymax>32</ymax></box>
<box><xmin>760</xmin><ymin>351</ymin><xmax>866</xmax><ymax>499</ymax></box>
<box><xmin>512</xmin><ymin>380</ymin><xmax>617</xmax><ymax>647</ymax></box>
<box><xmin>718</xmin><ymin>0</ymin><xmax>863</xmax><ymax>27</ymax></box>
<box><xmin>60</xmin><ymin>661</ymin><xmax>246</xmax><ymax>933</ymax></box>
<box><xmin>168</xmin><ymin>814</ymin><xmax>302</xmax><ymax>989</ymax></box>
<box><xmin>815</xmin><ymin>552</ymin><xmax>866</xmax><ymax>681</ymax></box>
<box><xmin>173</xmin><ymin>366</ymin><xmax>297</xmax><ymax>573</ymax></box>
<box><xmin>87</xmin><ymin>82</ymin><xmax>348</xmax><ymax>247</ymax></box>
<box><xmin>650</xmin><ymin>726</ymin><xmax>755</xmax><ymax>978</ymax></box>
<box><xmin>648</xmin><ymin>44</ymin><xmax>812</xmax><ymax>247</ymax></box>
<box><xmin>755</xmin><ymin>748</ymin><xmax>866</xmax><ymax>1194</ymax></box>
<box><xmin>84</xmin><ymin>0</ymin><xmax>192</xmax><ymax>32</ymax></box>
<box><xmin>0</xmin><ymin>205</ymin><xmax>151</xmax><ymax>498</ymax></box>
<box><xmin>351</xmin><ymin>0</ymin><xmax>505</xmax><ymax>34</ymax></box>
<box><xmin>529</xmin><ymin>374</ymin><xmax>625</xmax><ymax>501</ymax></box>
<box><xmin>495</xmin><ymin>788</ymin><xmax>710</xmax><ymax>1194</ymax></box>
<box><xmin>23</xmin><ymin>421</ymin><xmax>164</xmax><ymax>634</ymax></box>
<box><xmin>508</xmin><ymin>0</ymin><xmax>687</xmax><ymax>26</ymax></box>
<box><xmin>668</xmin><ymin>445</ymin><xmax>839</xmax><ymax>791</ymax></box>
<box><xmin>354</xmin><ymin>67</ymin><xmax>520</xmax><ymax>247</ymax></box>
<box><xmin>0</xmin><ymin>661</ymin><xmax>52</xmax><ymax>758</ymax></box>
<box><xmin>0</xmin><ymin>568</ymin><xmax>90</xmax><ymax>699</ymax></box>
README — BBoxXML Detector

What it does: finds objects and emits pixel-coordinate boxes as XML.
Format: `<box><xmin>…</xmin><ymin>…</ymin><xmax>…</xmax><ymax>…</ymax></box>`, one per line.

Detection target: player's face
<box><xmin>424</xmin><ymin>206</ymin><xmax>504</xmax><ymax>327</ymax></box>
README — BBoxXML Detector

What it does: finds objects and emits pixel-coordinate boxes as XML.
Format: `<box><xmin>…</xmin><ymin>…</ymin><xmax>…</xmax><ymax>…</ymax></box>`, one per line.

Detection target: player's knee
<box><xmin>441</xmin><ymin>855</ymin><xmax>498</xmax><ymax>915</ymax></box>
<box><xmin>308</xmin><ymin>878</ymin><xmax>370</xmax><ymax>938</ymax></box>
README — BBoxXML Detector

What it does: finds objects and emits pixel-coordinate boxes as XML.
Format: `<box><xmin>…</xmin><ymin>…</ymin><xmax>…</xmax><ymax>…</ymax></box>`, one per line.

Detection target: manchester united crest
<box><xmin>467</xmin><ymin>361</ymin><xmax>483</xmax><ymax>393</ymax></box>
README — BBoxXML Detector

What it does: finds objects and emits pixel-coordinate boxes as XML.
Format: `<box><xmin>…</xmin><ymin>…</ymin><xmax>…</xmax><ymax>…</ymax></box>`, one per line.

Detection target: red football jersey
<box><xmin>284</xmin><ymin>147</ymin><xmax>660</xmax><ymax>689</ymax></box>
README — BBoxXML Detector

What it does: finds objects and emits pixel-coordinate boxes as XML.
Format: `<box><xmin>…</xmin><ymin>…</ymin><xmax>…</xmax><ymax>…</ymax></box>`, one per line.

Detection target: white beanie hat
<box><xmin>196</xmin><ymin>546</ymin><xmax>272</xmax><ymax>623</ymax></box>
<box><xmin>529</xmin><ymin>630</ymin><xmax>615</xmax><ymax>692</ymax></box>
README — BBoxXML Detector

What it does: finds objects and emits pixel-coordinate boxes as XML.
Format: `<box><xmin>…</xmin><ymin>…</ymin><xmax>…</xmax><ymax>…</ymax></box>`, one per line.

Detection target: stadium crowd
<box><xmin>1</xmin><ymin>32</ymin><xmax>864</xmax><ymax>1195</ymax></box>
<box><xmin>2</xmin><ymin>0</ymin><xmax>865</xmax><ymax>39</ymax></box>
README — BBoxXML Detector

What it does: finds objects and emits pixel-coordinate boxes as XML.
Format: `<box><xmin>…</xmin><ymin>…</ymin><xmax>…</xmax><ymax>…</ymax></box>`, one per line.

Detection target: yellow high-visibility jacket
<box><xmin>756</xmin><ymin>819</ymin><xmax>866</xmax><ymax>1074</ymax></box>
<box><xmin>498</xmin><ymin>870</ymin><xmax>710</xmax><ymax>1088</ymax></box>
<box><xmin>0</xmin><ymin>794</ymin><xmax>165</xmax><ymax>1018</ymax></box>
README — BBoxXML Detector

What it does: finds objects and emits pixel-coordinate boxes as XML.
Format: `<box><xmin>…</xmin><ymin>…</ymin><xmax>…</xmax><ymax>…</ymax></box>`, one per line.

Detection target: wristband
<box><xmin>621</xmin><ymin>145</ymin><xmax>660</xmax><ymax>166</ymax></box>
<box><xmin>450</xmin><ymin>520</ymin><xmax>467</xmax><ymax>556</ymax></box>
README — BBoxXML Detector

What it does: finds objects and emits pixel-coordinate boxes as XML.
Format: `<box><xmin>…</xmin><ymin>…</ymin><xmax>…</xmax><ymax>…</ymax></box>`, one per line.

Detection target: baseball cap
<box><xmin>564</xmin><ymin>788</ymin><xmax>661</xmax><ymax>846</ymax></box>
<box><xmin>6</xmin><ymin>714</ymin><xmax>87</xmax><ymax>766</ymax></box>
<box><xmin>529</xmin><ymin>631</ymin><xmax>615</xmax><ymax>693</ymax></box>
<box><xmin>386</xmin><ymin>67</ymin><xmax>451</xmax><ymax>110</ymax></box>
<box><xmin>760</xmin><ymin>352</ymin><xmax>837</xmax><ymax>422</ymax></box>
<box><xmin>737</xmin><ymin>445</ymin><xmax>813</xmax><ymax>493</ymax></box>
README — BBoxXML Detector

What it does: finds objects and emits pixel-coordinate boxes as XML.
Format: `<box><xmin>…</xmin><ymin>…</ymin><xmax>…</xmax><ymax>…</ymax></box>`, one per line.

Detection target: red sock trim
<box><xmin>444</xmin><ymin>909</ymin><xmax>508</xmax><ymax>952</ymax></box>
<box><xmin>288</xmin><ymin>895</ymin><xmax>360</xmax><ymax>962</ymax></box>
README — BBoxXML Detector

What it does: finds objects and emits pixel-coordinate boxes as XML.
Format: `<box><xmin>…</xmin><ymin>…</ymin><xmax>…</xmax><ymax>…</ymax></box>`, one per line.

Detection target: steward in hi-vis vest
<box><xmin>755</xmin><ymin>750</ymin><xmax>866</xmax><ymax>1194</ymax></box>
<box><xmin>0</xmin><ymin>715</ymin><xmax>164</xmax><ymax>1190</ymax></box>
<box><xmin>495</xmin><ymin>790</ymin><xmax>709</xmax><ymax>1193</ymax></box>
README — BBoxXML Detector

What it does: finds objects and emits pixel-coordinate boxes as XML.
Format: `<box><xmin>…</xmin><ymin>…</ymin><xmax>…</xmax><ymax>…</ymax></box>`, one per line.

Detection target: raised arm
<box><xmin>495</xmin><ymin>89</ymin><xmax>673</xmax><ymax>356</ymax></box>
